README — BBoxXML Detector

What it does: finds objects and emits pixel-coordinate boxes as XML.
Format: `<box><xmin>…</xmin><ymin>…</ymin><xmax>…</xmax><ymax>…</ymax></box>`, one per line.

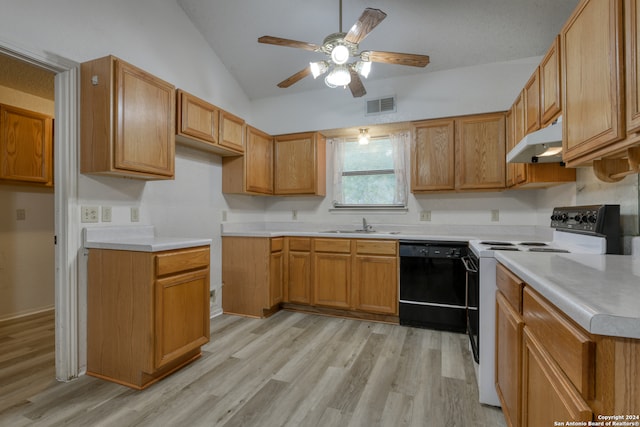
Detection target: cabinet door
<box><xmin>455</xmin><ymin>113</ymin><xmax>506</xmax><ymax>190</ymax></box>
<box><xmin>313</xmin><ymin>252</ymin><xmax>351</xmax><ymax>309</ymax></box>
<box><xmin>270</xmin><ymin>249</ymin><xmax>284</xmax><ymax>308</ymax></box>
<box><xmin>177</xmin><ymin>90</ymin><xmax>219</xmax><ymax>145</ymax></box>
<box><xmin>540</xmin><ymin>36</ymin><xmax>562</xmax><ymax>126</ymax></box>
<box><xmin>562</xmin><ymin>0</ymin><xmax>624</xmax><ymax>165</ymax></box>
<box><xmin>155</xmin><ymin>269</ymin><xmax>210</xmax><ymax>369</ymax></box>
<box><xmin>522</xmin><ymin>328</ymin><xmax>593</xmax><ymax>427</ymax></box>
<box><xmin>496</xmin><ymin>292</ymin><xmax>524</xmax><ymax>427</ymax></box>
<box><xmin>0</xmin><ymin>104</ymin><xmax>52</xmax><ymax>185</ymax></box>
<box><xmin>627</xmin><ymin>0</ymin><xmax>640</xmax><ymax>133</ymax></box>
<box><xmin>411</xmin><ymin>119</ymin><xmax>455</xmax><ymax>191</ymax></box>
<box><xmin>115</xmin><ymin>59</ymin><xmax>175</xmax><ymax>177</ymax></box>
<box><xmin>219</xmin><ymin>110</ymin><xmax>245</xmax><ymax>152</ymax></box>
<box><xmin>287</xmin><ymin>251</ymin><xmax>311</xmax><ymax>304</ymax></box>
<box><xmin>353</xmin><ymin>255</ymin><xmax>397</xmax><ymax>314</ymax></box>
<box><xmin>274</xmin><ymin>133</ymin><xmax>318</xmax><ymax>195</ymax></box>
<box><xmin>524</xmin><ymin>68</ymin><xmax>541</xmax><ymax>135</ymax></box>
<box><xmin>245</xmin><ymin>125</ymin><xmax>273</xmax><ymax>194</ymax></box>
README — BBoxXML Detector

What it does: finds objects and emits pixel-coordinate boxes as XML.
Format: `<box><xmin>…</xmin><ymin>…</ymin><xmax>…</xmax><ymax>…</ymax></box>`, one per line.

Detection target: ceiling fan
<box><xmin>258</xmin><ymin>0</ymin><xmax>430</xmax><ymax>97</ymax></box>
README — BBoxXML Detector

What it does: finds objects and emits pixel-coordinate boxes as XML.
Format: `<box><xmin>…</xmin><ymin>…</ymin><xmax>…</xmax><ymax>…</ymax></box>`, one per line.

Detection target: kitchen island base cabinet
<box><xmin>87</xmin><ymin>246</ymin><xmax>210</xmax><ymax>390</ymax></box>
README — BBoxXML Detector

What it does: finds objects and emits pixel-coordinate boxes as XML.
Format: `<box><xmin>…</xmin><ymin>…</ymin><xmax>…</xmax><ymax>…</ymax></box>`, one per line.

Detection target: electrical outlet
<box><xmin>130</xmin><ymin>207</ymin><xmax>140</xmax><ymax>222</ymax></box>
<box><xmin>81</xmin><ymin>206</ymin><xmax>99</xmax><ymax>223</ymax></box>
<box><xmin>292</xmin><ymin>210</ymin><xmax>298</xmax><ymax>220</ymax></box>
<box><xmin>101</xmin><ymin>206</ymin><xmax>112</xmax><ymax>222</ymax></box>
<box><xmin>221</xmin><ymin>210</ymin><xmax>228</xmax><ymax>222</ymax></box>
<box><xmin>420</xmin><ymin>210</ymin><xmax>431</xmax><ymax>221</ymax></box>
<box><xmin>210</xmin><ymin>289</ymin><xmax>216</xmax><ymax>304</ymax></box>
<box><xmin>16</xmin><ymin>209</ymin><xmax>26</xmax><ymax>221</ymax></box>
<box><xmin>491</xmin><ymin>209</ymin><xmax>500</xmax><ymax>222</ymax></box>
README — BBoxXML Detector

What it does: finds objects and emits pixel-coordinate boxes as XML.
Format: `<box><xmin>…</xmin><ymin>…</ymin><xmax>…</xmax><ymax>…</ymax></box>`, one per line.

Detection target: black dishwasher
<box><xmin>399</xmin><ymin>240</ymin><xmax>468</xmax><ymax>332</ymax></box>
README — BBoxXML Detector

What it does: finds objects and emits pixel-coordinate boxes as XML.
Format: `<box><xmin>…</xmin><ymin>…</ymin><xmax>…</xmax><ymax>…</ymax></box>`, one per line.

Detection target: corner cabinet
<box><xmin>274</xmin><ymin>132</ymin><xmax>326</xmax><ymax>196</ymax></box>
<box><xmin>222</xmin><ymin>125</ymin><xmax>273</xmax><ymax>195</ymax></box>
<box><xmin>81</xmin><ymin>55</ymin><xmax>175</xmax><ymax>180</ymax></box>
<box><xmin>0</xmin><ymin>104</ymin><xmax>53</xmax><ymax>187</ymax></box>
<box><xmin>87</xmin><ymin>246</ymin><xmax>210</xmax><ymax>389</ymax></box>
<box><xmin>221</xmin><ymin>236</ymin><xmax>283</xmax><ymax>317</ymax></box>
<box><xmin>411</xmin><ymin>112</ymin><xmax>506</xmax><ymax>193</ymax></box>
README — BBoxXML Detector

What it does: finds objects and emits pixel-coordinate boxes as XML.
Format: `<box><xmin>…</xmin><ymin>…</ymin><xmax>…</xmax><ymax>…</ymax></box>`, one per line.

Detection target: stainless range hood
<box><xmin>506</xmin><ymin>117</ymin><xmax>563</xmax><ymax>163</ymax></box>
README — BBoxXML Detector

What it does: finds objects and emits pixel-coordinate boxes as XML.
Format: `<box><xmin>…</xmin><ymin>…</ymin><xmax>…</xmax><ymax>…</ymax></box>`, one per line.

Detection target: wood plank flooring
<box><xmin>0</xmin><ymin>310</ymin><xmax>506</xmax><ymax>426</ymax></box>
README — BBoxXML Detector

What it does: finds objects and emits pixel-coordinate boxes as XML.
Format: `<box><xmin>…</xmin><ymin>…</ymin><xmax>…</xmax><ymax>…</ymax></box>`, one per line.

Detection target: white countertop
<box><xmin>495</xmin><ymin>251</ymin><xmax>640</xmax><ymax>339</ymax></box>
<box><xmin>83</xmin><ymin>226</ymin><xmax>212</xmax><ymax>252</ymax></box>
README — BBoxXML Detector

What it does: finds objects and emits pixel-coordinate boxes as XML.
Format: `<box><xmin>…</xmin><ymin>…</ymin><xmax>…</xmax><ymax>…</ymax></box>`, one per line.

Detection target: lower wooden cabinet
<box><xmin>522</xmin><ymin>327</ymin><xmax>593</xmax><ymax>426</ymax></box>
<box><xmin>224</xmin><ymin>236</ymin><xmax>398</xmax><ymax>319</ymax></box>
<box><xmin>285</xmin><ymin>237</ymin><xmax>312</xmax><ymax>304</ymax></box>
<box><xmin>497</xmin><ymin>263</ymin><xmax>640</xmax><ymax>426</ymax></box>
<box><xmin>87</xmin><ymin>246</ymin><xmax>210</xmax><ymax>389</ymax></box>
<box><xmin>352</xmin><ymin>240</ymin><xmax>398</xmax><ymax>315</ymax></box>
<box><xmin>313</xmin><ymin>238</ymin><xmax>352</xmax><ymax>309</ymax></box>
<box><xmin>221</xmin><ymin>237</ymin><xmax>282</xmax><ymax>317</ymax></box>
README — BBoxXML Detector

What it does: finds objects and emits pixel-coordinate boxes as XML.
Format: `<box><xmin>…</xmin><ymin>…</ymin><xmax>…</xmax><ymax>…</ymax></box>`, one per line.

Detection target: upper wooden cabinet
<box><xmin>455</xmin><ymin>112</ymin><xmax>506</xmax><ymax>190</ymax></box>
<box><xmin>524</xmin><ymin>68</ymin><xmax>541</xmax><ymax>135</ymax></box>
<box><xmin>540</xmin><ymin>35</ymin><xmax>562</xmax><ymax>126</ymax></box>
<box><xmin>561</xmin><ymin>0</ymin><xmax>625</xmax><ymax>166</ymax></box>
<box><xmin>219</xmin><ymin>110</ymin><xmax>245</xmax><ymax>153</ymax></box>
<box><xmin>411</xmin><ymin>112</ymin><xmax>506</xmax><ymax>193</ymax></box>
<box><xmin>222</xmin><ymin>125</ymin><xmax>273</xmax><ymax>195</ymax></box>
<box><xmin>81</xmin><ymin>55</ymin><xmax>175</xmax><ymax>180</ymax></box>
<box><xmin>411</xmin><ymin>118</ymin><xmax>456</xmax><ymax>191</ymax></box>
<box><xmin>273</xmin><ymin>132</ymin><xmax>326</xmax><ymax>196</ymax></box>
<box><xmin>0</xmin><ymin>104</ymin><xmax>53</xmax><ymax>187</ymax></box>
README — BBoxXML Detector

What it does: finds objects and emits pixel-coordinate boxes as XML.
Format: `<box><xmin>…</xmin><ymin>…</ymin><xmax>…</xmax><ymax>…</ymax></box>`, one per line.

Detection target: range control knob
<box><xmin>588</xmin><ymin>214</ymin><xmax>597</xmax><ymax>223</ymax></box>
<box><xmin>560</xmin><ymin>213</ymin><xmax>569</xmax><ymax>222</ymax></box>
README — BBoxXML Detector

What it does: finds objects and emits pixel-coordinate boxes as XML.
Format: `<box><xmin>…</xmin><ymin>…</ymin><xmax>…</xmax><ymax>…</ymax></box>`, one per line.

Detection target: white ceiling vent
<box><xmin>365</xmin><ymin>96</ymin><xmax>396</xmax><ymax>116</ymax></box>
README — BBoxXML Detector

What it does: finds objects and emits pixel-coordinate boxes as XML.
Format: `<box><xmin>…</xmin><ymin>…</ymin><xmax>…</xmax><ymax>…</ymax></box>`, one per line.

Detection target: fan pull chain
<box><xmin>339</xmin><ymin>0</ymin><xmax>343</xmax><ymax>32</ymax></box>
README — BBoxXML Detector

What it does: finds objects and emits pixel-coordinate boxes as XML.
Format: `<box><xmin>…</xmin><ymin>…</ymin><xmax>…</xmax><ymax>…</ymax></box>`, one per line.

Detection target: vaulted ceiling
<box><xmin>178</xmin><ymin>0</ymin><xmax>580</xmax><ymax>100</ymax></box>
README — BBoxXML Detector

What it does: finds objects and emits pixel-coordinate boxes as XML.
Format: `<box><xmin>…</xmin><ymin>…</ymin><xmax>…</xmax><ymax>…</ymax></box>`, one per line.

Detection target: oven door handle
<box><xmin>461</xmin><ymin>255</ymin><xmax>478</xmax><ymax>273</ymax></box>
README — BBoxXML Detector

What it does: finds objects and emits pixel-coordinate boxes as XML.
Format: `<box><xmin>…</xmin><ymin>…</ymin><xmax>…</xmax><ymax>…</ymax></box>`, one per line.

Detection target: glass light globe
<box><xmin>325</xmin><ymin>65</ymin><xmax>351</xmax><ymax>87</ymax></box>
<box><xmin>331</xmin><ymin>45</ymin><xmax>350</xmax><ymax>65</ymax></box>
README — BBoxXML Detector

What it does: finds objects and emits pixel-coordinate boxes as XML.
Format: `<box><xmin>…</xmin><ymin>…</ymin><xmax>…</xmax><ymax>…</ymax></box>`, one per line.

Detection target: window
<box><xmin>332</xmin><ymin>132</ymin><xmax>409</xmax><ymax>208</ymax></box>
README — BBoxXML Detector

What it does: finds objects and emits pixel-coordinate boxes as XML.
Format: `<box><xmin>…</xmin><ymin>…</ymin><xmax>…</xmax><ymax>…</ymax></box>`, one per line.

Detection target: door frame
<box><xmin>0</xmin><ymin>39</ymin><xmax>80</xmax><ymax>381</ymax></box>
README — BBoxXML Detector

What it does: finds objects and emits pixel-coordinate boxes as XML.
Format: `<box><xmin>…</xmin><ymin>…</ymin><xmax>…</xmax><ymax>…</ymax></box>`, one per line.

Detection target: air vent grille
<box><xmin>365</xmin><ymin>96</ymin><xmax>396</xmax><ymax>115</ymax></box>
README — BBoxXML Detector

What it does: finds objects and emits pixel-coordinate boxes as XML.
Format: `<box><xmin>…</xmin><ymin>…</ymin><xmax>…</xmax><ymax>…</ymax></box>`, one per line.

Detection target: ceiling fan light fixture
<box><xmin>310</xmin><ymin>61</ymin><xmax>329</xmax><ymax>79</ymax></box>
<box><xmin>331</xmin><ymin>44</ymin><xmax>350</xmax><ymax>65</ymax></box>
<box><xmin>325</xmin><ymin>65</ymin><xmax>351</xmax><ymax>87</ymax></box>
<box><xmin>356</xmin><ymin>60</ymin><xmax>372</xmax><ymax>78</ymax></box>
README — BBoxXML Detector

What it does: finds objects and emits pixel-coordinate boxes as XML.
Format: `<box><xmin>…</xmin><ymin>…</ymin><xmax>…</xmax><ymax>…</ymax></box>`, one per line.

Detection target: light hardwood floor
<box><xmin>0</xmin><ymin>310</ymin><xmax>505</xmax><ymax>426</ymax></box>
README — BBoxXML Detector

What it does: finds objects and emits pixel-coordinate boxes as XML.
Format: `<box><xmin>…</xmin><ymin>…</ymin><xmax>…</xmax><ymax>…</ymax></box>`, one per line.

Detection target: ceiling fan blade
<box><xmin>363</xmin><ymin>50</ymin><xmax>430</xmax><ymax>67</ymax></box>
<box><xmin>258</xmin><ymin>36</ymin><xmax>321</xmax><ymax>52</ymax></box>
<box><xmin>277</xmin><ymin>67</ymin><xmax>312</xmax><ymax>88</ymax></box>
<box><xmin>344</xmin><ymin>8</ymin><xmax>387</xmax><ymax>45</ymax></box>
<box><xmin>348</xmin><ymin>70</ymin><xmax>367</xmax><ymax>98</ymax></box>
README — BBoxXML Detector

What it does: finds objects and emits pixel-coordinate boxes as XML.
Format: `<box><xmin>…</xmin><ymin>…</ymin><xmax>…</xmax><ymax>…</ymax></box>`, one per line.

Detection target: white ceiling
<box><xmin>177</xmin><ymin>0</ymin><xmax>580</xmax><ymax>101</ymax></box>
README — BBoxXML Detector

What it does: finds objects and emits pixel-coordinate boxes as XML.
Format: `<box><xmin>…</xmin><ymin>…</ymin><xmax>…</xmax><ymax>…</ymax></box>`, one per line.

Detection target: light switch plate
<box><xmin>101</xmin><ymin>206</ymin><xmax>112</xmax><ymax>222</ymax></box>
<box><xmin>420</xmin><ymin>210</ymin><xmax>431</xmax><ymax>221</ymax></box>
<box><xmin>130</xmin><ymin>207</ymin><xmax>140</xmax><ymax>222</ymax></box>
<box><xmin>81</xmin><ymin>206</ymin><xmax>99</xmax><ymax>223</ymax></box>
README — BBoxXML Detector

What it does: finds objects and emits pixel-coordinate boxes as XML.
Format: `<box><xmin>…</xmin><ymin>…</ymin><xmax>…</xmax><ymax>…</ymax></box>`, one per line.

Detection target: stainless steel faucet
<box><xmin>362</xmin><ymin>217</ymin><xmax>374</xmax><ymax>232</ymax></box>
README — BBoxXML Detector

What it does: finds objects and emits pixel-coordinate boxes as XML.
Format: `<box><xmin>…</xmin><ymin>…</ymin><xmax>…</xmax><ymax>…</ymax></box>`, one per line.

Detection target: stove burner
<box><xmin>518</xmin><ymin>242</ymin><xmax>548</xmax><ymax>247</ymax></box>
<box><xmin>488</xmin><ymin>246</ymin><xmax>520</xmax><ymax>251</ymax></box>
<box><xmin>480</xmin><ymin>241</ymin><xmax>514</xmax><ymax>246</ymax></box>
<box><xmin>528</xmin><ymin>248</ymin><xmax>570</xmax><ymax>253</ymax></box>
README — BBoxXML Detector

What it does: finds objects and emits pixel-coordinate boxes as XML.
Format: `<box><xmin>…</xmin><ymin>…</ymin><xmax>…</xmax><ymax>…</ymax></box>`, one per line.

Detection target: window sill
<box><xmin>330</xmin><ymin>205</ymin><xmax>408</xmax><ymax>213</ymax></box>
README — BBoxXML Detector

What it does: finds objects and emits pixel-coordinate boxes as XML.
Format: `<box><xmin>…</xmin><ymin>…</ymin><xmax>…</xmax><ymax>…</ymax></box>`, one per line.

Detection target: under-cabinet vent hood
<box><xmin>506</xmin><ymin>117</ymin><xmax>563</xmax><ymax>163</ymax></box>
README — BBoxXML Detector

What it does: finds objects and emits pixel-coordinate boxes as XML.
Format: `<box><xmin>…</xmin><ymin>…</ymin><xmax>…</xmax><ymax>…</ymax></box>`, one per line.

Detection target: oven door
<box><xmin>462</xmin><ymin>252</ymin><xmax>479</xmax><ymax>363</ymax></box>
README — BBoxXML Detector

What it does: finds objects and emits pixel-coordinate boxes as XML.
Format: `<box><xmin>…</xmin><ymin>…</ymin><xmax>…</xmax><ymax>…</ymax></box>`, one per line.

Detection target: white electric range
<box><xmin>466</xmin><ymin>204</ymin><xmax>621</xmax><ymax>407</ymax></box>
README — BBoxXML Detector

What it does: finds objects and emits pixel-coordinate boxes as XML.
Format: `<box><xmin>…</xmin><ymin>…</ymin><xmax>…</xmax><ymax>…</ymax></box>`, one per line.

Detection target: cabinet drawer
<box><xmin>314</xmin><ymin>238</ymin><xmax>351</xmax><ymax>253</ymax></box>
<box><xmin>496</xmin><ymin>263</ymin><xmax>524</xmax><ymax>312</ymax></box>
<box><xmin>523</xmin><ymin>286</ymin><xmax>594</xmax><ymax>398</ymax></box>
<box><xmin>271</xmin><ymin>237</ymin><xmax>284</xmax><ymax>252</ymax></box>
<box><xmin>156</xmin><ymin>246</ymin><xmax>210</xmax><ymax>277</ymax></box>
<box><xmin>356</xmin><ymin>240</ymin><xmax>397</xmax><ymax>256</ymax></box>
<box><xmin>288</xmin><ymin>237</ymin><xmax>311</xmax><ymax>251</ymax></box>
